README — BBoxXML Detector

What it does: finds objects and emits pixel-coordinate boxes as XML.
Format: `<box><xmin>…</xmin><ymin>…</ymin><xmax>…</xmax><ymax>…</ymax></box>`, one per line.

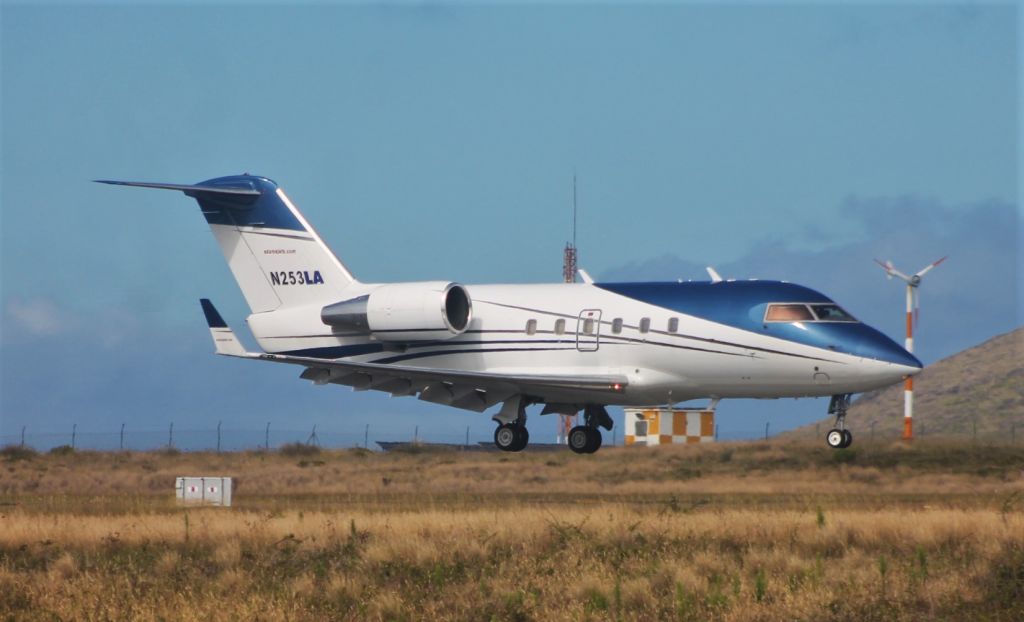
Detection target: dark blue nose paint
<box><xmin>596</xmin><ymin>280</ymin><xmax>923</xmax><ymax>368</ymax></box>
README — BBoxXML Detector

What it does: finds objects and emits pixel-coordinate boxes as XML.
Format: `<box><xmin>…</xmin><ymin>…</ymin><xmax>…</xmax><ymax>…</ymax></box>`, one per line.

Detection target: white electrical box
<box><xmin>175</xmin><ymin>476</ymin><xmax>232</xmax><ymax>507</ymax></box>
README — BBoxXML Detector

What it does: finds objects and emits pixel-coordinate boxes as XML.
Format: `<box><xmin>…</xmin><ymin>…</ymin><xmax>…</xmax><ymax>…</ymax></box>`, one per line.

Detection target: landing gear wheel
<box><xmin>568</xmin><ymin>426</ymin><xmax>589</xmax><ymax>454</ymax></box>
<box><xmin>495</xmin><ymin>424</ymin><xmax>529</xmax><ymax>452</ymax></box>
<box><xmin>825</xmin><ymin>394</ymin><xmax>854</xmax><ymax>450</ymax></box>
<box><xmin>568</xmin><ymin>426</ymin><xmax>602</xmax><ymax>454</ymax></box>
<box><xmin>512</xmin><ymin>426</ymin><xmax>529</xmax><ymax>452</ymax></box>
<box><xmin>495</xmin><ymin>424</ymin><xmax>517</xmax><ymax>451</ymax></box>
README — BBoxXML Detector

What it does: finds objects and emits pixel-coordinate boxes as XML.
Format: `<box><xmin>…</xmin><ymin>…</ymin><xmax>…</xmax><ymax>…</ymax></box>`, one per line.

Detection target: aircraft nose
<box><xmin>890</xmin><ymin>347</ymin><xmax>923</xmax><ymax>374</ymax></box>
<box><xmin>850</xmin><ymin>326</ymin><xmax>923</xmax><ymax>372</ymax></box>
<box><xmin>868</xmin><ymin>334</ymin><xmax>925</xmax><ymax>372</ymax></box>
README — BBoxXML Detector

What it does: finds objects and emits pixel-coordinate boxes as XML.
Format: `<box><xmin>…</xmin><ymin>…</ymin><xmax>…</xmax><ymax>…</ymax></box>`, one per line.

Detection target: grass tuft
<box><xmin>279</xmin><ymin>442</ymin><xmax>320</xmax><ymax>458</ymax></box>
<box><xmin>1</xmin><ymin>445</ymin><xmax>37</xmax><ymax>461</ymax></box>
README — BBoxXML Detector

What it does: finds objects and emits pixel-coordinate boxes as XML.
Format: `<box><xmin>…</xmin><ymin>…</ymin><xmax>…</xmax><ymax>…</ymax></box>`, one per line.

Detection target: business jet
<box><xmin>98</xmin><ymin>174</ymin><xmax>922</xmax><ymax>453</ymax></box>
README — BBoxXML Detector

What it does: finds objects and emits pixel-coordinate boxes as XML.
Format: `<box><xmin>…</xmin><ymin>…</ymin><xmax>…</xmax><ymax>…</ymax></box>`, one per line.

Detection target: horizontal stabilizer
<box><xmin>94</xmin><ymin>179</ymin><xmax>261</xmax><ymax>197</ymax></box>
<box><xmin>199</xmin><ymin>299</ymin><xmax>249</xmax><ymax>357</ymax></box>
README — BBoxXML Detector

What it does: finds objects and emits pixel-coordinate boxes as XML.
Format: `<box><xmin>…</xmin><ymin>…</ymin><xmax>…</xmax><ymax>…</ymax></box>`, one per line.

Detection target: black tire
<box><xmin>587</xmin><ymin>427</ymin><xmax>603</xmax><ymax>453</ymax></box>
<box><xmin>826</xmin><ymin>428</ymin><xmax>845</xmax><ymax>449</ymax></box>
<box><xmin>510</xmin><ymin>426</ymin><xmax>529</xmax><ymax>452</ymax></box>
<box><xmin>840</xmin><ymin>429</ymin><xmax>853</xmax><ymax>448</ymax></box>
<box><xmin>568</xmin><ymin>426</ymin><xmax>590</xmax><ymax>454</ymax></box>
<box><xmin>494</xmin><ymin>424</ymin><xmax>518</xmax><ymax>451</ymax></box>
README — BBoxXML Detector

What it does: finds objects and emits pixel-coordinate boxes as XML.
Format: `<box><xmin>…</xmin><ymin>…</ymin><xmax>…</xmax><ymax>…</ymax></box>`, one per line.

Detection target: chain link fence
<box><xmin>3</xmin><ymin>421</ymin><xmax>1016</xmax><ymax>453</ymax></box>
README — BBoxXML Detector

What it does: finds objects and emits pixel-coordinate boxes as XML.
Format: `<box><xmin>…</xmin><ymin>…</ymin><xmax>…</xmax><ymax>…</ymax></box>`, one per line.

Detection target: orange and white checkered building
<box><xmin>624</xmin><ymin>408</ymin><xmax>715</xmax><ymax>445</ymax></box>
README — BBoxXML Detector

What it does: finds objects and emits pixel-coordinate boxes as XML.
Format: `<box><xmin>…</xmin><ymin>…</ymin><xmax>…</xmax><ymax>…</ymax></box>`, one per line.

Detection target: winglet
<box><xmin>706</xmin><ymin>266</ymin><xmax>723</xmax><ymax>283</ymax></box>
<box><xmin>199</xmin><ymin>299</ymin><xmax>250</xmax><ymax>357</ymax></box>
<box><xmin>577</xmin><ymin>268</ymin><xmax>595</xmax><ymax>284</ymax></box>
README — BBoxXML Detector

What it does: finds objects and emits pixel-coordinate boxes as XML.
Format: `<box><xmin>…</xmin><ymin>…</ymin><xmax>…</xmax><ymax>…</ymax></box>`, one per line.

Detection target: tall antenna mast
<box><xmin>562</xmin><ymin>173</ymin><xmax>578</xmax><ymax>284</ymax></box>
<box><xmin>572</xmin><ymin>172</ymin><xmax>577</xmax><ymax>249</ymax></box>
<box><xmin>558</xmin><ymin>172</ymin><xmax>580</xmax><ymax>444</ymax></box>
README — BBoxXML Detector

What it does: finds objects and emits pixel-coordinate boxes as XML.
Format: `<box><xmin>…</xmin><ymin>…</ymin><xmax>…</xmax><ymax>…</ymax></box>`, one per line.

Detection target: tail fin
<box><xmin>97</xmin><ymin>175</ymin><xmax>357</xmax><ymax>313</ymax></box>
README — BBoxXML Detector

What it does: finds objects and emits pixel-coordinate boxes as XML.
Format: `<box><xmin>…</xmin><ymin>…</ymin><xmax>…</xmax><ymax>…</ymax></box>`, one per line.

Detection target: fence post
<box><xmin>20</xmin><ymin>426</ymin><xmax>25</xmax><ymax>448</ymax></box>
<box><xmin>465</xmin><ymin>426</ymin><xmax>470</xmax><ymax>448</ymax></box>
<box><xmin>414</xmin><ymin>425</ymin><xmax>419</xmax><ymax>443</ymax></box>
<box><xmin>364</xmin><ymin>424</ymin><xmax>369</xmax><ymax>449</ymax></box>
<box><xmin>764</xmin><ymin>421</ymin><xmax>769</xmax><ymax>441</ymax></box>
<box><xmin>168</xmin><ymin>422</ymin><xmax>174</xmax><ymax>449</ymax></box>
<box><xmin>120</xmin><ymin>423</ymin><xmax>125</xmax><ymax>450</ymax></box>
<box><xmin>72</xmin><ymin>423</ymin><xmax>77</xmax><ymax>449</ymax></box>
<box><xmin>714</xmin><ymin>424</ymin><xmax>719</xmax><ymax>441</ymax></box>
<box><xmin>265</xmin><ymin>422</ymin><xmax>270</xmax><ymax>450</ymax></box>
<box><xmin>217</xmin><ymin>420</ymin><xmax>222</xmax><ymax>453</ymax></box>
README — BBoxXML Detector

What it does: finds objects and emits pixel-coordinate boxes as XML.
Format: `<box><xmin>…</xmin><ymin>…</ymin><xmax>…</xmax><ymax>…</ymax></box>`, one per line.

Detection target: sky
<box><xmin>1</xmin><ymin>2</ymin><xmax>1020</xmax><ymax>449</ymax></box>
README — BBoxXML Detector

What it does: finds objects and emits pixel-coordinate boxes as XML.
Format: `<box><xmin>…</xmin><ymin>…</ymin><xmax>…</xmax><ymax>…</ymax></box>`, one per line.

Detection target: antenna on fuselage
<box><xmin>562</xmin><ymin>172</ymin><xmax>579</xmax><ymax>284</ymax></box>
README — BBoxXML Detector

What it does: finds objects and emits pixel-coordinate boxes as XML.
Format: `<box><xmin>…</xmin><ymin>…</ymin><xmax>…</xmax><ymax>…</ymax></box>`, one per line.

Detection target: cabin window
<box><xmin>809</xmin><ymin>304</ymin><xmax>857</xmax><ymax>322</ymax></box>
<box><xmin>639</xmin><ymin>317</ymin><xmax>651</xmax><ymax>334</ymax></box>
<box><xmin>554</xmin><ymin>319</ymin><xmax>566</xmax><ymax>335</ymax></box>
<box><xmin>765</xmin><ymin>304</ymin><xmax>814</xmax><ymax>322</ymax></box>
<box><xmin>582</xmin><ymin>318</ymin><xmax>595</xmax><ymax>334</ymax></box>
<box><xmin>525</xmin><ymin>319</ymin><xmax>537</xmax><ymax>335</ymax></box>
<box><xmin>612</xmin><ymin>318</ymin><xmax>623</xmax><ymax>334</ymax></box>
<box><xmin>667</xmin><ymin>317</ymin><xmax>679</xmax><ymax>333</ymax></box>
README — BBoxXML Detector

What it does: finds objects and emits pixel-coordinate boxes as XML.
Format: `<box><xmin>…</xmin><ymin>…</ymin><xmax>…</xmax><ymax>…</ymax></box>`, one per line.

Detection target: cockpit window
<box><xmin>765</xmin><ymin>303</ymin><xmax>858</xmax><ymax>323</ymax></box>
<box><xmin>809</xmin><ymin>304</ymin><xmax>857</xmax><ymax>322</ymax></box>
<box><xmin>765</xmin><ymin>304</ymin><xmax>815</xmax><ymax>322</ymax></box>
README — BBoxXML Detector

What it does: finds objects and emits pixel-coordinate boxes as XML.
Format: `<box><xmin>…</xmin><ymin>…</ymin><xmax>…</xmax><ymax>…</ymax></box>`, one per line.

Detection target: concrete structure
<box><xmin>624</xmin><ymin>408</ymin><xmax>715</xmax><ymax>445</ymax></box>
<box><xmin>175</xmin><ymin>476</ymin><xmax>232</xmax><ymax>507</ymax></box>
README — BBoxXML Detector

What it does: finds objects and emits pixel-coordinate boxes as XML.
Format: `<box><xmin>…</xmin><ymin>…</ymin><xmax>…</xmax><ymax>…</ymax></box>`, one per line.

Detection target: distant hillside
<box><xmin>786</xmin><ymin>327</ymin><xmax>1024</xmax><ymax>440</ymax></box>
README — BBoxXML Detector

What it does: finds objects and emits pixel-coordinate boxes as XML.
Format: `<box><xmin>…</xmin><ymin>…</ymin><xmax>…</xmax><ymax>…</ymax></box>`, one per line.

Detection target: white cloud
<box><xmin>4</xmin><ymin>298</ymin><xmax>71</xmax><ymax>338</ymax></box>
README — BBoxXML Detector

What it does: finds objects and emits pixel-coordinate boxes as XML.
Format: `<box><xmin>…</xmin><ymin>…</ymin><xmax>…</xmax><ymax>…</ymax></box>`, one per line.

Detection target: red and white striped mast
<box><xmin>874</xmin><ymin>256</ymin><xmax>947</xmax><ymax>440</ymax></box>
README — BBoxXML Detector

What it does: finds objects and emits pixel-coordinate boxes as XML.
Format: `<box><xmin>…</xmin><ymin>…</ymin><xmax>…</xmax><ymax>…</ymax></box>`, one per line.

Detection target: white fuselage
<box><xmin>247</xmin><ymin>282</ymin><xmax>918</xmax><ymax>407</ymax></box>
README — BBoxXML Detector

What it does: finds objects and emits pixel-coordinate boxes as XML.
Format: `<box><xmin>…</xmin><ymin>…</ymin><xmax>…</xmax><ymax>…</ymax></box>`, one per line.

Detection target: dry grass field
<box><xmin>2</xmin><ymin>440</ymin><xmax>1023</xmax><ymax>621</ymax></box>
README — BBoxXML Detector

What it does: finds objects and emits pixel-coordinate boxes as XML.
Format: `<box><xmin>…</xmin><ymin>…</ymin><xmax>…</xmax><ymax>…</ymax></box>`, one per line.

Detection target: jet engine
<box><xmin>321</xmin><ymin>281</ymin><xmax>472</xmax><ymax>342</ymax></box>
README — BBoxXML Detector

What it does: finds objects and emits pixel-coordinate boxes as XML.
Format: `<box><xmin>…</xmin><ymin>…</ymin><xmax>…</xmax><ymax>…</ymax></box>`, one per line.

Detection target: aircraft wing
<box><xmin>200</xmin><ymin>299</ymin><xmax>627</xmax><ymax>412</ymax></box>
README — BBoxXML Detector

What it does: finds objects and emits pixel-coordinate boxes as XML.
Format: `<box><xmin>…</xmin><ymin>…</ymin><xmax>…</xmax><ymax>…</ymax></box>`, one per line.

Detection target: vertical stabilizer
<box><xmin>97</xmin><ymin>175</ymin><xmax>358</xmax><ymax>313</ymax></box>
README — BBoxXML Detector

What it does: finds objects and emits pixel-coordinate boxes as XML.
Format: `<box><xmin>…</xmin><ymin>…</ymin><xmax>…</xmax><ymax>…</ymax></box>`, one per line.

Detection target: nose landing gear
<box><xmin>825</xmin><ymin>394</ymin><xmax>853</xmax><ymax>449</ymax></box>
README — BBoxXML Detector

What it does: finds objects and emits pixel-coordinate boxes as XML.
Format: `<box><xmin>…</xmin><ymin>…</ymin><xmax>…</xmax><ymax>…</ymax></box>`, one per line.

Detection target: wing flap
<box><xmin>199</xmin><ymin>298</ymin><xmax>628</xmax><ymax>409</ymax></box>
<box><xmin>258</xmin><ymin>351</ymin><xmax>629</xmax><ymax>396</ymax></box>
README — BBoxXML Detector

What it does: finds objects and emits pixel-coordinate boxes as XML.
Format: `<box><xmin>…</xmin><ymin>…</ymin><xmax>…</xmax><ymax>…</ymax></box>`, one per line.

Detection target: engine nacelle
<box><xmin>321</xmin><ymin>281</ymin><xmax>472</xmax><ymax>342</ymax></box>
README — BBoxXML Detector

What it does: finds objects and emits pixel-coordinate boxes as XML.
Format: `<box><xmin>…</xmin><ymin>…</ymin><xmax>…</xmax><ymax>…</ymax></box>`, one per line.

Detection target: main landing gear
<box><xmin>825</xmin><ymin>394</ymin><xmax>853</xmax><ymax>449</ymax></box>
<box><xmin>493</xmin><ymin>396</ymin><xmax>530</xmax><ymax>452</ymax></box>
<box><xmin>492</xmin><ymin>400</ymin><xmax>614</xmax><ymax>454</ymax></box>
<box><xmin>568</xmin><ymin>405</ymin><xmax>614</xmax><ymax>455</ymax></box>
